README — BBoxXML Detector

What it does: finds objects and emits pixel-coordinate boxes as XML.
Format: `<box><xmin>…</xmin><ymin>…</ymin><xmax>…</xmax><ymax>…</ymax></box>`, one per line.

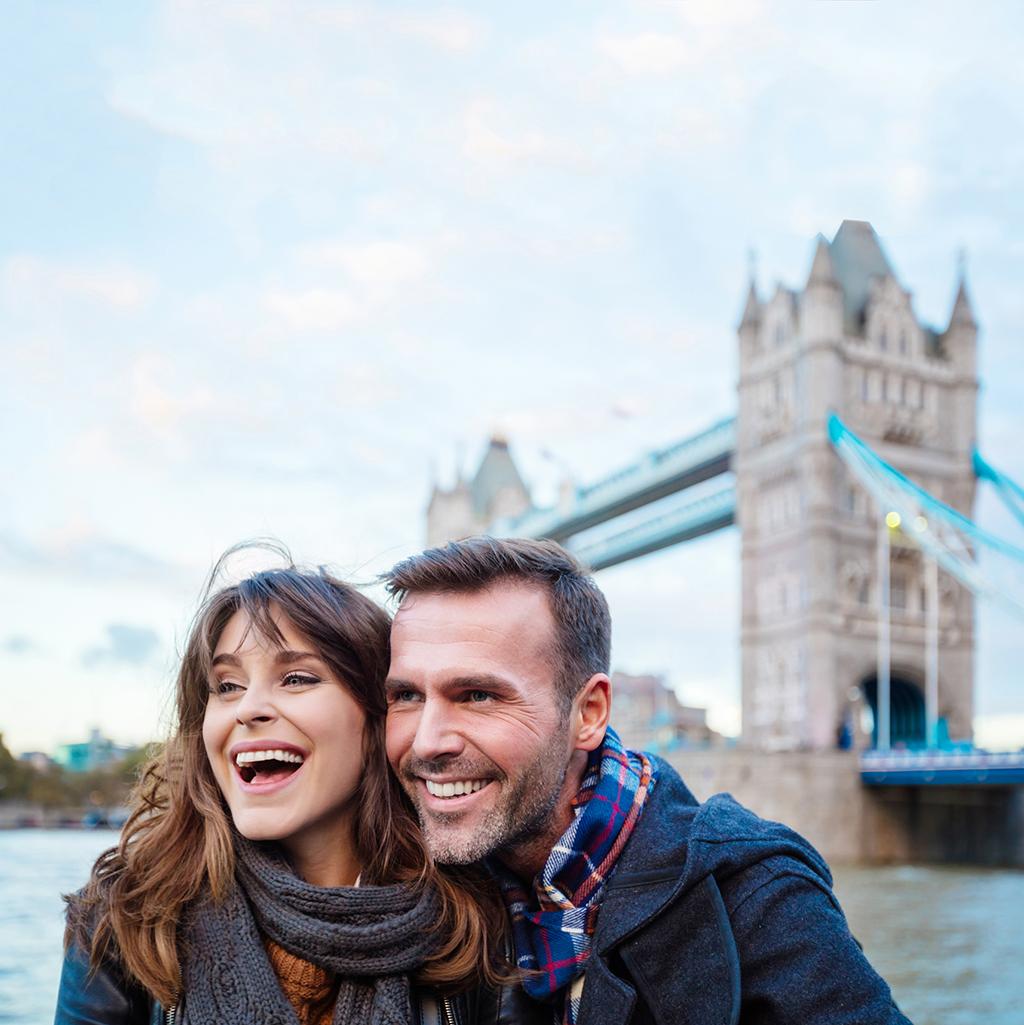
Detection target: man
<box><xmin>384</xmin><ymin>536</ymin><xmax>910</xmax><ymax>1025</ymax></box>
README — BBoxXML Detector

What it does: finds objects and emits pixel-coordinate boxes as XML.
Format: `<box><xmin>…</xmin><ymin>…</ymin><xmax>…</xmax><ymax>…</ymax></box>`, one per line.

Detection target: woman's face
<box><xmin>202</xmin><ymin>604</ymin><xmax>366</xmax><ymax>860</ymax></box>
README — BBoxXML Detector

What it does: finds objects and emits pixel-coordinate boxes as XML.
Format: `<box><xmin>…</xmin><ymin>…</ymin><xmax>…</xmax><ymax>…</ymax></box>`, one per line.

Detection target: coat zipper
<box><xmin>165</xmin><ymin>1003</ymin><xmax>177</xmax><ymax>1025</ymax></box>
<box><xmin>440</xmin><ymin>995</ymin><xmax>455</xmax><ymax>1025</ymax></box>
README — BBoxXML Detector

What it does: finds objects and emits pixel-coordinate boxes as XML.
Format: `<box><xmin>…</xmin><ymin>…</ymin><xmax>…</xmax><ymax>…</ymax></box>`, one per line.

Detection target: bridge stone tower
<box><xmin>426</xmin><ymin>435</ymin><xmax>532</xmax><ymax>547</ymax></box>
<box><xmin>736</xmin><ymin>221</ymin><xmax>978</xmax><ymax>751</ymax></box>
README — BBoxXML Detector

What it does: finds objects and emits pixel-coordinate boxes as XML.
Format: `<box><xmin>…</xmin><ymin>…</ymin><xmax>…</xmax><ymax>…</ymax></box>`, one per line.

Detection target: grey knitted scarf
<box><xmin>180</xmin><ymin>837</ymin><xmax>441</xmax><ymax>1025</ymax></box>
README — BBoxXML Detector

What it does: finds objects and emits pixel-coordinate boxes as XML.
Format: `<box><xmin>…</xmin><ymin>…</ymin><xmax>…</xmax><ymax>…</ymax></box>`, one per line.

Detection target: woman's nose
<box><xmin>234</xmin><ymin>683</ymin><xmax>278</xmax><ymax>727</ymax></box>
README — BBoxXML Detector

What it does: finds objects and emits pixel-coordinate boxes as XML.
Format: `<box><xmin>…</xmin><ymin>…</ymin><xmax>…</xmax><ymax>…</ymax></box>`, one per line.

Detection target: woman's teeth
<box><xmin>235</xmin><ymin>749</ymin><xmax>304</xmax><ymax>766</ymax></box>
<box><xmin>234</xmin><ymin>749</ymin><xmax>305</xmax><ymax>784</ymax></box>
<box><xmin>424</xmin><ymin>779</ymin><xmax>487</xmax><ymax>799</ymax></box>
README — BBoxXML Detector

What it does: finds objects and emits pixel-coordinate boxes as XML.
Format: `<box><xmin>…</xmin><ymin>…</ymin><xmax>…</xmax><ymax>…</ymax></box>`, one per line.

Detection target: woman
<box><xmin>56</xmin><ymin>553</ymin><xmax>505</xmax><ymax>1025</ymax></box>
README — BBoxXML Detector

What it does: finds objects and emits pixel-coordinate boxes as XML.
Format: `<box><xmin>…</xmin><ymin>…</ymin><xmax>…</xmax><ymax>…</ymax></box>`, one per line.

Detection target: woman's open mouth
<box><xmin>233</xmin><ymin>748</ymin><xmax>305</xmax><ymax>786</ymax></box>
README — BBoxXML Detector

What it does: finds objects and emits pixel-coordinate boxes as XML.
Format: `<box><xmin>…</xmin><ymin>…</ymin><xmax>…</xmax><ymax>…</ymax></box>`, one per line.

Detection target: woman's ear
<box><xmin>573</xmin><ymin>674</ymin><xmax>612</xmax><ymax>752</ymax></box>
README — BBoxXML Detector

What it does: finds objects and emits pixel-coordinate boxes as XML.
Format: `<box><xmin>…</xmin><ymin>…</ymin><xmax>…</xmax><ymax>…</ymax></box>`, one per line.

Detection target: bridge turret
<box><xmin>738</xmin><ymin>278</ymin><xmax>762</xmax><ymax>353</ymax></box>
<box><xmin>943</xmin><ymin>271</ymin><xmax>978</xmax><ymax>380</ymax></box>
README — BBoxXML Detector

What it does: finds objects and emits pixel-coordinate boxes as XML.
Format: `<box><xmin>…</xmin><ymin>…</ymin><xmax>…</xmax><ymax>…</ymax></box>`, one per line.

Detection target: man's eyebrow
<box><xmin>384</xmin><ymin>677</ymin><xmax>418</xmax><ymax>693</ymax></box>
<box><xmin>448</xmin><ymin>674</ymin><xmax>519</xmax><ymax>693</ymax></box>
<box><xmin>384</xmin><ymin>674</ymin><xmax>519</xmax><ymax>694</ymax></box>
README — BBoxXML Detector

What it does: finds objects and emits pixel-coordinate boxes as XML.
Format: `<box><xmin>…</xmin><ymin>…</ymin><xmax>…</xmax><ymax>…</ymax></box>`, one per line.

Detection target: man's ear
<box><xmin>573</xmin><ymin>673</ymin><xmax>611</xmax><ymax>752</ymax></box>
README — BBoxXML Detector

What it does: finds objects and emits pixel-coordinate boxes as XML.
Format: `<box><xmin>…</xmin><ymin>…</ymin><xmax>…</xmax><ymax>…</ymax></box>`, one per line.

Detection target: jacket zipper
<box><xmin>440</xmin><ymin>995</ymin><xmax>455</xmax><ymax>1025</ymax></box>
<box><xmin>165</xmin><ymin>1004</ymin><xmax>177</xmax><ymax>1025</ymax></box>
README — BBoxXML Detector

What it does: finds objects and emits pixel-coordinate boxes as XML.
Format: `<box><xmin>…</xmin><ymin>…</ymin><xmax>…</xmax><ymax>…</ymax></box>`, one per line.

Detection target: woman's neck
<box><xmin>280</xmin><ymin>823</ymin><xmax>362</xmax><ymax>888</ymax></box>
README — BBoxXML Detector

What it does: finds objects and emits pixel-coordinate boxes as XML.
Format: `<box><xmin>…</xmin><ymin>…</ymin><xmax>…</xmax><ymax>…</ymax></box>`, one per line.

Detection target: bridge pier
<box><xmin>666</xmin><ymin>748</ymin><xmax>1024</xmax><ymax>866</ymax></box>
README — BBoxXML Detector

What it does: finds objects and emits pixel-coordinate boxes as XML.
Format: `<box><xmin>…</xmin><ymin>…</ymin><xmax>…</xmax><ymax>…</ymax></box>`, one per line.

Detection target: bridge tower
<box><xmin>736</xmin><ymin>220</ymin><xmax>978</xmax><ymax>751</ymax></box>
<box><xmin>426</xmin><ymin>435</ymin><xmax>532</xmax><ymax>547</ymax></box>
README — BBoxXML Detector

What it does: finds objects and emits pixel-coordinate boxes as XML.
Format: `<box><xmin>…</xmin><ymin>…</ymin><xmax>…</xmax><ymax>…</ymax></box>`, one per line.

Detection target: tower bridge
<box><xmin>426</xmin><ymin>220</ymin><xmax>1024</xmax><ymax>862</ymax></box>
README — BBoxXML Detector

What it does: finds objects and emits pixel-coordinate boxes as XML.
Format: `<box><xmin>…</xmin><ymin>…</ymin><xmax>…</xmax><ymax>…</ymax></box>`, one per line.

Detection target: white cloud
<box><xmin>295</xmin><ymin>240</ymin><xmax>431</xmax><ymax>288</ymax></box>
<box><xmin>388</xmin><ymin>10</ymin><xmax>485</xmax><ymax>53</ymax></box>
<box><xmin>264</xmin><ymin>287</ymin><xmax>358</xmax><ymax>332</ymax></box>
<box><xmin>1</xmin><ymin>255</ymin><xmax>155</xmax><ymax>312</ymax></box>
<box><xmin>128</xmin><ymin>353</ymin><xmax>215</xmax><ymax>452</ymax></box>
<box><xmin>599</xmin><ymin>32</ymin><xmax>692</xmax><ymax>76</ymax></box>
<box><xmin>462</xmin><ymin>98</ymin><xmax>584</xmax><ymax>169</ymax></box>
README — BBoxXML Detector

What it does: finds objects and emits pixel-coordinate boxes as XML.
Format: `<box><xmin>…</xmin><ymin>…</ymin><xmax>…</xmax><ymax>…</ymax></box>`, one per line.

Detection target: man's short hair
<box><xmin>384</xmin><ymin>536</ymin><xmax>611</xmax><ymax>708</ymax></box>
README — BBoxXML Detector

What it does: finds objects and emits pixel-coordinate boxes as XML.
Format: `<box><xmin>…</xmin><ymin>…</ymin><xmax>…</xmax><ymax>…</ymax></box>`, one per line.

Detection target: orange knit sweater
<box><xmin>264</xmin><ymin>938</ymin><xmax>339</xmax><ymax>1025</ymax></box>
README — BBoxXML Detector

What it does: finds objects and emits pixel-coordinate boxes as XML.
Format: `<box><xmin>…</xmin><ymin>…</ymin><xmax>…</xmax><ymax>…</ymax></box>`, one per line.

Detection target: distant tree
<box><xmin>0</xmin><ymin>733</ymin><xmax>30</xmax><ymax>800</ymax></box>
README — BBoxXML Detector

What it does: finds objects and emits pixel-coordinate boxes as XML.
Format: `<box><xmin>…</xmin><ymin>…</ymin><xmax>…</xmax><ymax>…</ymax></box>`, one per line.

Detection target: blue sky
<box><xmin>2</xmin><ymin>1</ymin><xmax>1023</xmax><ymax>754</ymax></box>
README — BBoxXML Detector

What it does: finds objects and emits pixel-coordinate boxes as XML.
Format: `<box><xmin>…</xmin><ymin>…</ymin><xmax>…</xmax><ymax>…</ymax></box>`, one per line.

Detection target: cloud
<box><xmin>294</xmin><ymin>240</ymin><xmax>431</xmax><ymax>289</ymax></box>
<box><xmin>598</xmin><ymin>32</ymin><xmax>692</xmax><ymax>76</ymax></box>
<box><xmin>264</xmin><ymin>287</ymin><xmax>358</xmax><ymax>332</ymax></box>
<box><xmin>128</xmin><ymin>353</ymin><xmax>215</xmax><ymax>451</ymax></box>
<box><xmin>0</xmin><ymin>528</ymin><xmax>189</xmax><ymax>588</ymax></box>
<box><xmin>81</xmin><ymin>623</ymin><xmax>161</xmax><ymax>669</ymax></box>
<box><xmin>1</xmin><ymin>635</ymin><xmax>36</xmax><ymax>655</ymax></box>
<box><xmin>1</xmin><ymin>255</ymin><xmax>155</xmax><ymax>312</ymax></box>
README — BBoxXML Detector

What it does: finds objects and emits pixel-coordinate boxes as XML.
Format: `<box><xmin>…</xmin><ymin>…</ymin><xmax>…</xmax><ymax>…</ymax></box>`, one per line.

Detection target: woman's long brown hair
<box><xmin>66</xmin><ymin>552</ymin><xmax>508</xmax><ymax>1005</ymax></box>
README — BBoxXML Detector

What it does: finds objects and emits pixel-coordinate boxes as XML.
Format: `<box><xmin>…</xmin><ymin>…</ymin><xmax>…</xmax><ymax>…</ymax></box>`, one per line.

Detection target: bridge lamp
<box><xmin>913</xmin><ymin>515</ymin><xmax>928</xmax><ymax>533</ymax></box>
<box><xmin>885</xmin><ymin>511</ymin><xmax>902</xmax><ymax>531</ymax></box>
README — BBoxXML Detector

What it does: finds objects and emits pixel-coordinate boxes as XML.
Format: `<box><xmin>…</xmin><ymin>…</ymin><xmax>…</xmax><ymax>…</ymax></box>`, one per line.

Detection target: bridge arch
<box><xmin>859</xmin><ymin>669</ymin><xmax>926</xmax><ymax>749</ymax></box>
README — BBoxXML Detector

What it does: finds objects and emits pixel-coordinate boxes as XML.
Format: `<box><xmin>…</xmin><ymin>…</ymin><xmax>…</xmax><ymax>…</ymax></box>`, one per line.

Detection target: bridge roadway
<box><xmin>496</xmin><ymin>416</ymin><xmax>737</xmax><ymax>566</ymax></box>
<box><xmin>860</xmin><ymin>749</ymin><xmax>1024</xmax><ymax>786</ymax></box>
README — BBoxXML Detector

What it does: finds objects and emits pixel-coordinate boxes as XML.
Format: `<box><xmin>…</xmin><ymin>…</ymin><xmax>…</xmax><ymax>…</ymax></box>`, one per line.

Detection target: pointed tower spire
<box><xmin>740</xmin><ymin>278</ymin><xmax>761</xmax><ymax>328</ymax></box>
<box><xmin>806</xmin><ymin>234</ymin><xmax>838</xmax><ymax>288</ymax></box>
<box><xmin>948</xmin><ymin>252</ymin><xmax>977</xmax><ymax>329</ymax></box>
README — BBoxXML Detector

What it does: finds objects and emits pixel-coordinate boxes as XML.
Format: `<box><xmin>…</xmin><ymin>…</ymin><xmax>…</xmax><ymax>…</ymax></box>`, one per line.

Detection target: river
<box><xmin>1</xmin><ymin>830</ymin><xmax>1020</xmax><ymax>1024</ymax></box>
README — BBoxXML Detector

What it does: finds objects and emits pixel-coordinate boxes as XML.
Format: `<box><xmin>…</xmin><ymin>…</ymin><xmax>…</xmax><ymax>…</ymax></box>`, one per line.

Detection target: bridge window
<box><xmin>899</xmin><ymin>329</ymin><xmax>909</xmax><ymax>355</ymax></box>
<box><xmin>891</xmin><ymin>574</ymin><xmax>907</xmax><ymax>610</ymax></box>
<box><xmin>879</xmin><ymin>327</ymin><xmax>888</xmax><ymax>351</ymax></box>
<box><xmin>858</xmin><ymin>578</ymin><xmax>871</xmax><ymax>605</ymax></box>
<box><xmin>775</xmin><ymin>322</ymin><xmax>786</xmax><ymax>347</ymax></box>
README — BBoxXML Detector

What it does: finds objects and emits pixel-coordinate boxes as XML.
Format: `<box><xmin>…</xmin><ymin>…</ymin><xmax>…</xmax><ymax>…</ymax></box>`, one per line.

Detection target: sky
<box><xmin>2</xmin><ymin>0</ymin><xmax>1023</xmax><ymax>755</ymax></box>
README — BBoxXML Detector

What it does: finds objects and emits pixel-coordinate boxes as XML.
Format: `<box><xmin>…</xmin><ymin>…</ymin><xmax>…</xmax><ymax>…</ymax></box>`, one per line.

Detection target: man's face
<box><xmin>385</xmin><ymin>582</ymin><xmax>575</xmax><ymax>865</ymax></box>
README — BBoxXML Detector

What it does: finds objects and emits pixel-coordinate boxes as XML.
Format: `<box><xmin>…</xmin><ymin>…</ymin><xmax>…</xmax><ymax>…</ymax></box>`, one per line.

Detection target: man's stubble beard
<box><xmin>405</xmin><ymin>724</ymin><xmax>572</xmax><ymax>866</ymax></box>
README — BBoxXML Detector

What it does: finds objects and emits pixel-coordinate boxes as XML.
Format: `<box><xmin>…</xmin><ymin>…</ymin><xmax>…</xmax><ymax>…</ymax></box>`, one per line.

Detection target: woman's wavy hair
<box><xmin>66</xmin><ymin>546</ymin><xmax>507</xmax><ymax>1004</ymax></box>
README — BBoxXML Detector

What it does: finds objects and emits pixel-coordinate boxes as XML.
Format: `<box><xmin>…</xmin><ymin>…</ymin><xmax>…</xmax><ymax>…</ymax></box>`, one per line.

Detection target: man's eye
<box><xmin>466</xmin><ymin>690</ymin><xmax>493</xmax><ymax>703</ymax></box>
<box><xmin>392</xmin><ymin>689</ymin><xmax>419</xmax><ymax>703</ymax></box>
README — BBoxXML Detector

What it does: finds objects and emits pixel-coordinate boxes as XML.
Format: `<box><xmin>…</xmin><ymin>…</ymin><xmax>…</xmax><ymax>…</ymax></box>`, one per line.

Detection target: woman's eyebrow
<box><xmin>211</xmin><ymin>652</ymin><xmax>241</xmax><ymax>668</ymax></box>
<box><xmin>272</xmin><ymin>648</ymin><xmax>322</xmax><ymax>665</ymax></box>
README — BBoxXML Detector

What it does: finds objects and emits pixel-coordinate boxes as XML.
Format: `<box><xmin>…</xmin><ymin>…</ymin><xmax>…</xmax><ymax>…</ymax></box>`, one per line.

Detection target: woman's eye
<box><xmin>283</xmin><ymin>672</ymin><xmax>320</xmax><ymax>687</ymax></box>
<box><xmin>211</xmin><ymin>680</ymin><xmax>242</xmax><ymax>696</ymax></box>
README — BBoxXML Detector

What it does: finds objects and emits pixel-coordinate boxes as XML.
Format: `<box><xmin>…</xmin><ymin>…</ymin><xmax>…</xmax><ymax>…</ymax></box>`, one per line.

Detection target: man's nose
<box><xmin>411</xmin><ymin>697</ymin><xmax>464</xmax><ymax>763</ymax></box>
<box><xmin>234</xmin><ymin>682</ymin><xmax>278</xmax><ymax>727</ymax></box>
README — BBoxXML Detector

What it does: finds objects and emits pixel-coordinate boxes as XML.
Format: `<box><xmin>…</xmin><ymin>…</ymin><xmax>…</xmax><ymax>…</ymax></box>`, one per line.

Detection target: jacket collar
<box><xmin>592</xmin><ymin>756</ymin><xmax>701</xmax><ymax>955</ymax></box>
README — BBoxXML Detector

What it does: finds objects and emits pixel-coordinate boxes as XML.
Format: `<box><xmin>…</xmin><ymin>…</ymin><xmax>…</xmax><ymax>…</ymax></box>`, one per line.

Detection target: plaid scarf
<box><xmin>493</xmin><ymin>727</ymin><xmax>655</xmax><ymax>1025</ymax></box>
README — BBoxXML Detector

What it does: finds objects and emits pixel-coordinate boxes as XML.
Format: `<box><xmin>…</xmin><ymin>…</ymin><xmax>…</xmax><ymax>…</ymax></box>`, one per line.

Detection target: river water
<box><xmin>1</xmin><ymin>830</ymin><xmax>1021</xmax><ymax>1024</ymax></box>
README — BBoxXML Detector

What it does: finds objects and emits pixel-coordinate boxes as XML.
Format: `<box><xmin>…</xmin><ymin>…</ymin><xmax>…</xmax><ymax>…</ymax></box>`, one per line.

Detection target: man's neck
<box><xmin>497</xmin><ymin>749</ymin><xmax>591</xmax><ymax>881</ymax></box>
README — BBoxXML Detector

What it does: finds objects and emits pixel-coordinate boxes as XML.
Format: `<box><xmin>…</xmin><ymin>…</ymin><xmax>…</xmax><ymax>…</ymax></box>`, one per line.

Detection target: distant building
<box><xmin>426</xmin><ymin>435</ymin><xmax>532</xmax><ymax>546</ymax></box>
<box><xmin>611</xmin><ymin>671</ymin><xmax>721</xmax><ymax>753</ymax></box>
<box><xmin>53</xmin><ymin>728</ymin><xmax>134</xmax><ymax>773</ymax></box>
<box><xmin>17</xmin><ymin>751</ymin><xmax>54</xmax><ymax>773</ymax></box>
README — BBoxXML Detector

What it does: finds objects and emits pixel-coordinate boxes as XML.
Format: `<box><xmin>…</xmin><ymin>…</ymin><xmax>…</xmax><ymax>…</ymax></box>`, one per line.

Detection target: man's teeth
<box><xmin>235</xmin><ymin>749</ymin><xmax>305</xmax><ymax>766</ymax></box>
<box><xmin>424</xmin><ymin>779</ymin><xmax>487</xmax><ymax>799</ymax></box>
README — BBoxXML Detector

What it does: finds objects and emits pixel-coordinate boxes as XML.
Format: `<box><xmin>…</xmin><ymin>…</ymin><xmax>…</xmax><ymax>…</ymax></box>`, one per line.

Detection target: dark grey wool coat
<box><xmin>486</xmin><ymin>757</ymin><xmax>912</xmax><ymax>1025</ymax></box>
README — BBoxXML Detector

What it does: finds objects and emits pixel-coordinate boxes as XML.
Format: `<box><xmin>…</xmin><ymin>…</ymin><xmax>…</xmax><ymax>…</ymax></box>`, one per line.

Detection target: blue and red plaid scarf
<box><xmin>493</xmin><ymin>727</ymin><xmax>656</xmax><ymax>1025</ymax></box>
